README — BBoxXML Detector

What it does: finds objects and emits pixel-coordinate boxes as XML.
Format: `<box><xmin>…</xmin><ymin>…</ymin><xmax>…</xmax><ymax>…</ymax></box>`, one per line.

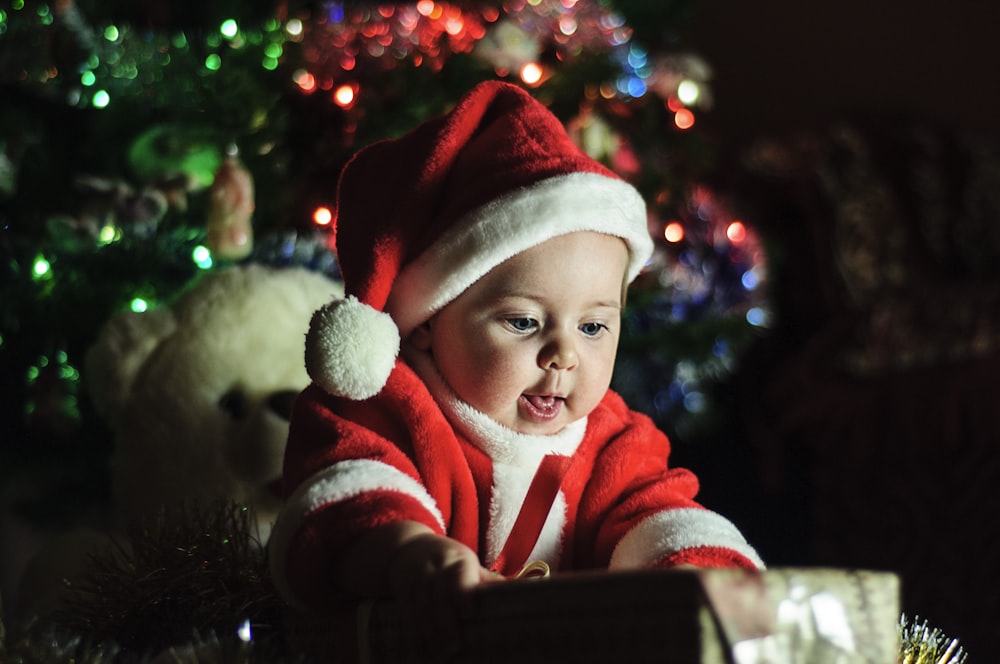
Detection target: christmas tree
<box><xmin>0</xmin><ymin>0</ymin><xmax>770</xmax><ymax>570</ymax></box>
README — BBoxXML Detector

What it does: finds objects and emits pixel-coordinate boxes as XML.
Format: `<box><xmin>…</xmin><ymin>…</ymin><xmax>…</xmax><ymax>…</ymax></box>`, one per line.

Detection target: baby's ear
<box><xmin>408</xmin><ymin>321</ymin><xmax>433</xmax><ymax>351</ymax></box>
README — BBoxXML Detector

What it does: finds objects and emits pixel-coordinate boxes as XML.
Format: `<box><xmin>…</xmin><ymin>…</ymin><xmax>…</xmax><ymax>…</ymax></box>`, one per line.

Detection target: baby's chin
<box><xmin>507</xmin><ymin>420</ymin><xmax>568</xmax><ymax>436</ymax></box>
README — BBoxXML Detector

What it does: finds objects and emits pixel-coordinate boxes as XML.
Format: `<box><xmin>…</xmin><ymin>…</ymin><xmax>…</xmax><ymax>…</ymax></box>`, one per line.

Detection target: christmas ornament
<box><xmin>127</xmin><ymin>125</ymin><xmax>224</xmax><ymax>191</ymax></box>
<box><xmin>206</xmin><ymin>154</ymin><xmax>255</xmax><ymax>261</ymax></box>
<box><xmin>472</xmin><ymin>18</ymin><xmax>542</xmax><ymax>75</ymax></box>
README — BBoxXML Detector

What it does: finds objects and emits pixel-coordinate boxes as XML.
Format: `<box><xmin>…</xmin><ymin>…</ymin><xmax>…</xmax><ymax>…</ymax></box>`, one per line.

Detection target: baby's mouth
<box><xmin>520</xmin><ymin>394</ymin><xmax>565</xmax><ymax>422</ymax></box>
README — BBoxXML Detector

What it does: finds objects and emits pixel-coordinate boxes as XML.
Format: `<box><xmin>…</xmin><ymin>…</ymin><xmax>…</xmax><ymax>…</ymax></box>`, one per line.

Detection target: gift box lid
<box><xmin>284</xmin><ymin>567</ymin><xmax>900</xmax><ymax>664</ymax></box>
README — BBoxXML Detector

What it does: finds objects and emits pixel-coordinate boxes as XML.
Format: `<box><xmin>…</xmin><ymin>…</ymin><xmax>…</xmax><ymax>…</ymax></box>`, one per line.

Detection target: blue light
<box><xmin>741</xmin><ymin>269</ymin><xmax>760</xmax><ymax>290</ymax></box>
<box><xmin>627</xmin><ymin>44</ymin><xmax>647</xmax><ymax>69</ymax></box>
<box><xmin>327</xmin><ymin>2</ymin><xmax>345</xmax><ymax>23</ymax></box>
<box><xmin>746</xmin><ymin>307</ymin><xmax>769</xmax><ymax>327</ymax></box>
<box><xmin>627</xmin><ymin>76</ymin><xmax>647</xmax><ymax>98</ymax></box>
<box><xmin>684</xmin><ymin>391</ymin><xmax>707</xmax><ymax>413</ymax></box>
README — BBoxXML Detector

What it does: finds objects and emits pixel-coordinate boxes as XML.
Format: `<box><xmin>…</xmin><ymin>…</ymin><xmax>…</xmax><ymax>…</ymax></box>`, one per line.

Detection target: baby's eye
<box><xmin>579</xmin><ymin>322</ymin><xmax>608</xmax><ymax>337</ymax></box>
<box><xmin>505</xmin><ymin>317</ymin><xmax>538</xmax><ymax>332</ymax></box>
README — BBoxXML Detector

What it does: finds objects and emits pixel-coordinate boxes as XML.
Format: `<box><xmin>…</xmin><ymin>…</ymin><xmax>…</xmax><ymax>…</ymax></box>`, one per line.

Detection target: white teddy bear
<box><xmin>13</xmin><ymin>264</ymin><xmax>341</xmax><ymax>623</ymax></box>
<box><xmin>84</xmin><ymin>263</ymin><xmax>342</xmax><ymax>540</ymax></box>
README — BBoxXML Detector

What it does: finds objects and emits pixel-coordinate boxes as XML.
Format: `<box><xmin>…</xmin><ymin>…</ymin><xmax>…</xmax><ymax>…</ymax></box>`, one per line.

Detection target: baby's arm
<box><xmin>334</xmin><ymin>520</ymin><xmax>501</xmax><ymax>654</ymax></box>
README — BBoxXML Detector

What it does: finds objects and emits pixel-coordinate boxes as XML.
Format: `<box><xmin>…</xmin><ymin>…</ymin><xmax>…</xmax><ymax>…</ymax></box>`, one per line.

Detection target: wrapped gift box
<box><xmin>285</xmin><ymin>567</ymin><xmax>900</xmax><ymax>663</ymax></box>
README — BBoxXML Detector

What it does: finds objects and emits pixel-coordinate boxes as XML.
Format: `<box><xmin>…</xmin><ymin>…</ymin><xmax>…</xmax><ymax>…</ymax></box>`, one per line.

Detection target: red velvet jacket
<box><xmin>268</xmin><ymin>360</ymin><xmax>763</xmax><ymax>611</ymax></box>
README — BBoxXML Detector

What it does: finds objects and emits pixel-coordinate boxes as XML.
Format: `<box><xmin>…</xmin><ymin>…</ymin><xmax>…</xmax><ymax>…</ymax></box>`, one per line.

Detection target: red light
<box><xmin>313</xmin><ymin>206</ymin><xmax>333</xmax><ymax>226</ymax></box>
<box><xmin>664</xmin><ymin>222</ymin><xmax>684</xmax><ymax>243</ymax></box>
<box><xmin>294</xmin><ymin>71</ymin><xmax>316</xmax><ymax>93</ymax></box>
<box><xmin>674</xmin><ymin>109</ymin><xmax>695</xmax><ymax>130</ymax></box>
<box><xmin>333</xmin><ymin>84</ymin><xmax>356</xmax><ymax>107</ymax></box>
<box><xmin>726</xmin><ymin>221</ymin><xmax>747</xmax><ymax>244</ymax></box>
<box><xmin>520</xmin><ymin>62</ymin><xmax>543</xmax><ymax>85</ymax></box>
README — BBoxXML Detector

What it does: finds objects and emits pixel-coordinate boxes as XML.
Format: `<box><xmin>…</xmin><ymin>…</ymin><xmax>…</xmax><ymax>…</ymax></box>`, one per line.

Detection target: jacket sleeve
<box><xmin>577</xmin><ymin>392</ymin><xmax>764</xmax><ymax>572</ymax></box>
<box><xmin>267</xmin><ymin>379</ymin><xmax>448</xmax><ymax>611</ymax></box>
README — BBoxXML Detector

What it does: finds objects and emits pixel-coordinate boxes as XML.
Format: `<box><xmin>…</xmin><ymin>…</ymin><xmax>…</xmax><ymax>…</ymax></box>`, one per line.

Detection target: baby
<box><xmin>269</xmin><ymin>80</ymin><xmax>763</xmax><ymax>652</ymax></box>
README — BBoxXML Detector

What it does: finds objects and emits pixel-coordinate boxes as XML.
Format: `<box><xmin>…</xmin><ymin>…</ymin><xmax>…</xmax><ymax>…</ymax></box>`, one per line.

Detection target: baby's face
<box><xmin>414</xmin><ymin>231</ymin><xmax>629</xmax><ymax>435</ymax></box>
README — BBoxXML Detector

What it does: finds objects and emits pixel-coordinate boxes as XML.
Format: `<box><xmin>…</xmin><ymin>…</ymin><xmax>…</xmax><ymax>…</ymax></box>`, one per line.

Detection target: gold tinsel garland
<box><xmin>899</xmin><ymin>615</ymin><xmax>968</xmax><ymax>664</ymax></box>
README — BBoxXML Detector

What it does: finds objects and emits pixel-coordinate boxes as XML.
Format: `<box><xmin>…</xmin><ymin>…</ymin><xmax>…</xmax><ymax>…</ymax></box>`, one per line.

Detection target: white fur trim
<box><xmin>609</xmin><ymin>508</ymin><xmax>765</xmax><ymax>571</ymax></box>
<box><xmin>404</xmin><ymin>346</ymin><xmax>587</xmax><ymax>464</ymax></box>
<box><xmin>268</xmin><ymin>459</ymin><xmax>445</xmax><ymax>607</ymax></box>
<box><xmin>305</xmin><ymin>296</ymin><xmax>400</xmax><ymax>400</ymax></box>
<box><xmin>404</xmin><ymin>347</ymin><xmax>583</xmax><ymax>568</ymax></box>
<box><xmin>386</xmin><ymin>172</ymin><xmax>652</xmax><ymax>337</ymax></box>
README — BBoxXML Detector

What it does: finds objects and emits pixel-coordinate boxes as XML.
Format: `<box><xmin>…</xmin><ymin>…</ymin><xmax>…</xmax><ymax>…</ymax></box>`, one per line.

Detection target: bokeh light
<box><xmin>520</xmin><ymin>62</ymin><xmax>543</xmax><ymax>85</ymax></box>
<box><xmin>673</xmin><ymin>108</ymin><xmax>694</xmax><ymax>130</ymax></box>
<box><xmin>333</xmin><ymin>84</ymin><xmax>356</xmax><ymax>107</ymax></box>
<box><xmin>313</xmin><ymin>206</ymin><xmax>333</xmax><ymax>226</ymax></box>
<box><xmin>726</xmin><ymin>221</ymin><xmax>746</xmax><ymax>244</ymax></box>
<box><xmin>220</xmin><ymin>19</ymin><xmax>238</xmax><ymax>39</ymax></box>
<box><xmin>664</xmin><ymin>221</ymin><xmax>685</xmax><ymax>243</ymax></box>
<box><xmin>192</xmin><ymin>245</ymin><xmax>213</xmax><ymax>269</ymax></box>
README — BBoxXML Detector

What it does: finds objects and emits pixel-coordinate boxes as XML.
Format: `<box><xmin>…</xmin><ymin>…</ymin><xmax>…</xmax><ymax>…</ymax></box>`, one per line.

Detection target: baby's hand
<box><xmin>387</xmin><ymin>532</ymin><xmax>501</xmax><ymax>655</ymax></box>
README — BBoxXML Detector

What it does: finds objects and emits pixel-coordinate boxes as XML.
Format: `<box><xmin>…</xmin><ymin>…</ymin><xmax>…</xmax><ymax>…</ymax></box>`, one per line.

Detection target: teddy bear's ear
<box><xmin>84</xmin><ymin>306</ymin><xmax>178</xmax><ymax>423</ymax></box>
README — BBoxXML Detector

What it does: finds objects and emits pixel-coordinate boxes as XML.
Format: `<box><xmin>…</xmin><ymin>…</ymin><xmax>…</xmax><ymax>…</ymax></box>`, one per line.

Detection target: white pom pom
<box><xmin>305</xmin><ymin>296</ymin><xmax>400</xmax><ymax>400</ymax></box>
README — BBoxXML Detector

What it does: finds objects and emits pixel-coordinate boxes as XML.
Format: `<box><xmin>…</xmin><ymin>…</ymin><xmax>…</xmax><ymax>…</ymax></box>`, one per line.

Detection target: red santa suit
<box><xmin>269</xmin><ymin>351</ymin><xmax>763</xmax><ymax>611</ymax></box>
<box><xmin>267</xmin><ymin>80</ymin><xmax>765</xmax><ymax>612</ymax></box>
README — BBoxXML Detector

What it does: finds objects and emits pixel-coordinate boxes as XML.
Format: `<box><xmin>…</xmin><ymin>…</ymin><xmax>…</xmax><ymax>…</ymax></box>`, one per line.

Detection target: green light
<box><xmin>97</xmin><ymin>224</ymin><xmax>120</xmax><ymax>244</ymax></box>
<box><xmin>262</xmin><ymin>56</ymin><xmax>278</xmax><ymax>71</ymax></box>
<box><xmin>32</xmin><ymin>256</ymin><xmax>51</xmax><ymax>278</ymax></box>
<box><xmin>81</xmin><ymin>70</ymin><xmax>96</xmax><ymax>86</ymax></box>
<box><xmin>36</xmin><ymin>4</ymin><xmax>49</xmax><ymax>17</ymax></box>
<box><xmin>220</xmin><ymin>19</ymin><xmax>238</xmax><ymax>38</ymax></box>
<box><xmin>26</xmin><ymin>365</ymin><xmax>40</xmax><ymax>382</ymax></box>
<box><xmin>192</xmin><ymin>245</ymin><xmax>213</xmax><ymax>269</ymax></box>
<box><xmin>172</xmin><ymin>32</ymin><xmax>188</xmax><ymax>49</ymax></box>
<box><xmin>264</xmin><ymin>43</ymin><xmax>282</xmax><ymax>59</ymax></box>
<box><xmin>205</xmin><ymin>54</ymin><xmax>222</xmax><ymax>71</ymax></box>
<box><xmin>12</xmin><ymin>0</ymin><xmax>24</xmax><ymax>10</ymax></box>
<box><xmin>104</xmin><ymin>25</ymin><xmax>119</xmax><ymax>42</ymax></box>
<box><xmin>92</xmin><ymin>90</ymin><xmax>110</xmax><ymax>108</ymax></box>
<box><xmin>130</xmin><ymin>298</ymin><xmax>149</xmax><ymax>313</ymax></box>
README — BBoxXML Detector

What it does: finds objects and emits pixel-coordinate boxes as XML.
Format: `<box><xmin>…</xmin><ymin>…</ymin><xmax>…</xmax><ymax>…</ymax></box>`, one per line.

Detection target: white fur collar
<box><xmin>403</xmin><ymin>347</ymin><xmax>587</xmax><ymax>468</ymax></box>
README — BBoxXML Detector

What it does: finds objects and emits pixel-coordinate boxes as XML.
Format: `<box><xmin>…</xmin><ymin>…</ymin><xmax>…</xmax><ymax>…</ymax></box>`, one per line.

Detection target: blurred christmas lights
<box><xmin>313</xmin><ymin>206</ymin><xmax>333</xmax><ymax>226</ymax></box>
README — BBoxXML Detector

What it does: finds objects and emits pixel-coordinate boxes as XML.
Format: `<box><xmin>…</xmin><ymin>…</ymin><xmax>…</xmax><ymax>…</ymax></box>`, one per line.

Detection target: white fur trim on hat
<box><xmin>608</xmin><ymin>507</ymin><xmax>766</xmax><ymax>571</ymax></box>
<box><xmin>386</xmin><ymin>171</ymin><xmax>652</xmax><ymax>337</ymax></box>
<box><xmin>305</xmin><ymin>295</ymin><xmax>400</xmax><ymax>400</ymax></box>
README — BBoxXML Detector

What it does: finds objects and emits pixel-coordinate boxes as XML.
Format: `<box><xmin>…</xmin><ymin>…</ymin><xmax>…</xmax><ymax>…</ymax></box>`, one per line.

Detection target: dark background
<box><xmin>681</xmin><ymin>1</ymin><xmax>1000</xmax><ymax>657</ymax></box>
<box><xmin>688</xmin><ymin>0</ymin><xmax>1000</xmax><ymax>138</ymax></box>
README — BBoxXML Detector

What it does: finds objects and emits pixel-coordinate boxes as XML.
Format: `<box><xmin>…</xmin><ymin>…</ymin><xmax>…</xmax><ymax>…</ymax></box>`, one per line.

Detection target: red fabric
<box><xmin>332</xmin><ymin>80</ymin><xmax>619</xmax><ymax>313</ymax></box>
<box><xmin>276</xmin><ymin>362</ymin><xmax>758</xmax><ymax>612</ymax></box>
<box><xmin>490</xmin><ymin>453</ymin><xmax>575</xmax><ymax>577</ymax></box>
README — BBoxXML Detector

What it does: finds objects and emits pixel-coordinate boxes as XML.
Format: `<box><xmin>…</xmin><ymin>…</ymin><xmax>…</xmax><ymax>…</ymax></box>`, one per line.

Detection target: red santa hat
<box><xmin>306</xmin><ymin>80</ymin><xmax>653</xmax><ymax>400</ymax></box>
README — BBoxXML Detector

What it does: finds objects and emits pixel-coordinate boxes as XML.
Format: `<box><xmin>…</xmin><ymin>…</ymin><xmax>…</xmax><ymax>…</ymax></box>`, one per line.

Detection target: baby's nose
<box><xmin>539</xmin><ymin>334</ymin><xmax>579</xmax><ymax>370</ymax></box>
